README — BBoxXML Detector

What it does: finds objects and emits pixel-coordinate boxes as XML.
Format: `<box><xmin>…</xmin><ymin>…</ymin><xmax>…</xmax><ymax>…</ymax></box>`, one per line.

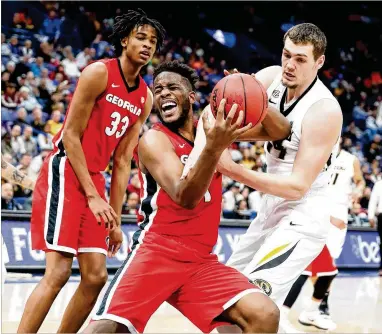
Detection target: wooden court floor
<box><xmin>2</xmin><ymin>272</ymin><xmax>381</xmax><ymax>333</ymax></box>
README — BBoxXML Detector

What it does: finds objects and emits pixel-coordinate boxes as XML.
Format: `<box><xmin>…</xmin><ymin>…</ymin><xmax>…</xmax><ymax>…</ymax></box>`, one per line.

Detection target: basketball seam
<box><xmin>239</xmin><ymin>74</ymin><xmax>246</xmax><ymax>126</ymax></box>
<box><xmin>222</xmin><ymin>76</ymin><xmax>229</xmax><ymax>102</ymax></box>
<box><xmin>251</xmin><ymin>76</ymin><xmax>266</xmax><ymax>125</ymax></box>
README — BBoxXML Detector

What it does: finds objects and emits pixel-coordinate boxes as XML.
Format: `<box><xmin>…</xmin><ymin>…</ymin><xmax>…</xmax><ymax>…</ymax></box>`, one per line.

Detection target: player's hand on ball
<box><xmin>223</xmin><ymin>68</ymin><xmax>239</xmax><ymax>76</ymax></box>
<box><xmin>204</xmin><ymin>99</ymin><xmax>252</xmax><ymax>152</ymax></box>
<box><xmin>108</xmin><ymin>226</ymin><xmax>123</xmax><ymax>257</ymax></box>
<box><xmin>88</xmin><ymin>195</ymin><xmax>118</xmax><ymax>228</ymax></box>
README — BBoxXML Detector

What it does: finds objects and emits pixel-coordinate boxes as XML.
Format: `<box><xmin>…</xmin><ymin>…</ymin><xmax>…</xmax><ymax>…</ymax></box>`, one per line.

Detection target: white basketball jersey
<box><xmin>265</xmin><ymin>73</ymin><xmax>340</xmax><ymax>190</ymax></box>
<box><xmin>329</xmin><ymin>149</ymin><xmax>355</xmax><ymax>206</ymax></box>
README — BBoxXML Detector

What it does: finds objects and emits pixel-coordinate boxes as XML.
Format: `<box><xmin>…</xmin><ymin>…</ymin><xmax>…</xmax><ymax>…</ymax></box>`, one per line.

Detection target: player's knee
<box><xmin>238</xmin><ymin>294</ymin><xmax>280</xmax><ymax>333</ymax></box>
<box><xmin>246</xmin><ymin>300</ymin><xmax>280</xmax><ymax>333</ymax></box>
<box><xmin>44</xmin><ymin>266</ymin><xmax>72</xmax><ymax>289</ymax></box>
<box><xmin>82</xmin><ymin>269</ymin><xmax>108</xmax><ymax>291</ymax></box>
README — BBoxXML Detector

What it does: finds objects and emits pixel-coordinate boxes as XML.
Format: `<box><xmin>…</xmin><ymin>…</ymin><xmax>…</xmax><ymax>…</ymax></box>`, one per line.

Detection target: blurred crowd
<box><xmin>1</xmin><ymin>2</ymin><xmax>381</xmax><ymax>225</ymax></box>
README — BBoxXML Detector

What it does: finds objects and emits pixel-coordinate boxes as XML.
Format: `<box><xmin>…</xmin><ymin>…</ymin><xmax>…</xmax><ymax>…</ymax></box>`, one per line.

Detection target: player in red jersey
<box><xmin>18</xmin><ymin>9</ymin><xmax>166</xmax><ymax>334</ymax></box>
<box><xmin>84</xmin><ymin>61</ymin><xmax>291</xmax><ymax>333</ymax></box>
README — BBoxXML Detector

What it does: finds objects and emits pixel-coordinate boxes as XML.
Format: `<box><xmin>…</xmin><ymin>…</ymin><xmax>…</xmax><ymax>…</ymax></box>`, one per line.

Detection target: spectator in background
<box><xmin>1</xmin><ymin>132</ymin><xmax>13</xmax><ymax>156</ymax></box>
<box><xmin>36</xmin><ymin>68</ymin><xmax>55</xmax><ymax>94</ymax></box>
<box><xmin>126</xmin><ymin>173</ymin><xmax>141</xmax><ymax>196</ymax></box>
<box><xmin>360</xmin><ymin>187</ymin><xmax>372</xmax><ymax>209</ymax></box>
<box><xmin>20</xmin><ymin>40</ymin><xmax>34</xmax><ymax>58</ymax></box>
<box><xmin>368</xmin><ymin>179</ymin><xmax>382</xmax><ymax>276</ymax></box>
<box><xmin>21</xmin><ymin>126</ymin><xmax>38</xmax><ymax>156</ymax></box>
<box><xmin>76</xmin><ymin>47</ymin><xmax>91</xmax><ymax>70</ymax></box>
<box><xmin>18</xmin><ymin>86</ymin><xmax>42</xmax><ymax>112</ymax></box>
<box><xmin>9</xmin><ymin>35</ymin><xmax>20</xmax><ymax>56</ymax></box>
<box><xmin>1</xmin><ymin>183</ymin><xmax>23</xmax><ymax>210</ymax></box>
<box><xmin>62</xmin><ymin>52</ymin><xmax>81</xmax><ymax>78</ymax></box>
<box><xmin>10</xmin><ymin>124</ymin><xmax>26</xmax><ymax>156</ymax></box>
<box><xmin>46</xmin><ymin>110</ymin><xmax>63</xmax><ymax>136</ymax></box>
<box><xmin>37</xmin><ymin>123</ymin><xmax>54</xmax><ymax>150</ymax></box>
<box><xmin>143</xmin><ymin>65</ymin><xmax>154</xmax><ymax>88</ymax></box>
<box><xmin>37</xmin><ymin>42</ymin><xmax>53</xmax><ymax>63</ymax></box>
<box><xmin>223</xmin><ymin>182</ymin><xmax>242</xmax><ymax>212</ymax></box>
<box><xmin>30</xmin><ymin>57</ymin><xmax>46</xmax><ymax>77</ymax></box>
<box><xmin>30</xmin><ymin>107</ymin><xmax>46</xmax><ymax>132</ymax></box>
<box><xmin>248</xmin><ymin>190</ymin><xmax>263</xmax><ymax>212</ymax></box>
<box><xmin>29</xmin><ymin>148</ymin><xmax>51</xmax><ymax>180</ymax></box>
<box><xmin>1</xmin><ymin>34</ymin><xmax>11</xmax><ymax>58</ymax></box>
<box><xmin>122</xmin><ymin>192</ymin><xmax>140</xmax><ymax>215</ymax></box>
<box><xmin>1</xmin><ymin>82</ymin><xmax>19</xmax><ymax>110</ymax></box>
<box><xmin>39</xmin><ymin>10</ymin><xmax>62</xmax><ymax>40</ymax></box>
<box><xmin>13</xmin><ymin>108</ymin><xmax>30</xmax><ymax>128</ymax></box>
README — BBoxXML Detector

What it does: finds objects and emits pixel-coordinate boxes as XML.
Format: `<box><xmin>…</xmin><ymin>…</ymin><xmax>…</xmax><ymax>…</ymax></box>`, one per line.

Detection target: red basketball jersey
<box><xmin>53</xmin><ymin>58</ymin><xmax>148</xmax><ymax>173</ymax></box>
<box><xmin>135</xmin><ymin>123</ymin><xmax>223</xmax><ymax>254</ymax></box>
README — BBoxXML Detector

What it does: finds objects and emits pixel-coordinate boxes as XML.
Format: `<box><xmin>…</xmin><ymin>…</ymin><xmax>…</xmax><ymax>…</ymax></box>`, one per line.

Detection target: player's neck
<box><xmin>118</xmin><ymin>56</ymin><xmax>142</xmax><ymax>86</ymax></box>
<box><xmin>177</xmin><ymin>117</ymin><xmax>195</xmax><ymax>143</ymax></box>
<box><xmin>285</xmin><ymin>76</ymin><xmax>317</xmax><ymax>103</ymax></box>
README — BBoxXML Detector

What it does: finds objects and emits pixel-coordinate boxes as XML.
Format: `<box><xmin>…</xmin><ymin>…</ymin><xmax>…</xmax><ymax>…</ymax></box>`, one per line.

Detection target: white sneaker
<box><xmin>298</xmin><ymin>310</ymin><xmax>337</xmax><ymax>331</ymax></box>
<box><xmin>279</xmin><ymin>307</ymin><xmax>305</xmax><ymax>333</ymax></box>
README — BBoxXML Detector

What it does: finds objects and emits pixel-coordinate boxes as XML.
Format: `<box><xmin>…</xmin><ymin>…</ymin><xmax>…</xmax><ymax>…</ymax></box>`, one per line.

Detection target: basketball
<box><xmin>210</xmin><ymin>73</ymin><xmax>268</xmax><ymax>128</ymax></box>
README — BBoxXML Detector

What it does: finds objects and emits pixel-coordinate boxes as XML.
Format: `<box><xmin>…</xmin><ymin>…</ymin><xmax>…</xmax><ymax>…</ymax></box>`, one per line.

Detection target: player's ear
<box><xmin>188</xmin><ymin>91</ymin><xmax>196</xmax><ymax>104</ymax></box>
<box><xmin>121</xmin><ymin>37</ymin><xmax>129</xmax><ymax>48</ymax></box>
<box><xmin>316</xmin><ymin>55</ymin><xmax>325</xmax><ymax>70</ymax></box>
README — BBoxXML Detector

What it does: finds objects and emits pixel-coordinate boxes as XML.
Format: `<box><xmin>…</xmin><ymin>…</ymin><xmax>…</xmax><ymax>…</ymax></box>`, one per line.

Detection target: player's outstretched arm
<box><xmin>219</xmin><ymin>99</ymin><xmax>343</xmax><ymax>200</ymax></box>
<box><xmin>109</xmin><ymin>88</ymin><xmax>153</xmax><ymax>227</ymax></box>
<box><xmin>352</xmin><ymin>156</ymin><xmax>366</xmax><ymax>201</ymax></box>
<box><xmin>139</xmin><ymin>100</ymin><xmax>251</xmax><ymax>209</ymax></box>
<box><xmin>1</xmin><ymin>156</ymin><xmax>35</xmax><ymax>190</ymax></box>
<box><xmin>62</xmin><ymin>62</ymin><xmax>118</xmax><ymax>227</ymax></box>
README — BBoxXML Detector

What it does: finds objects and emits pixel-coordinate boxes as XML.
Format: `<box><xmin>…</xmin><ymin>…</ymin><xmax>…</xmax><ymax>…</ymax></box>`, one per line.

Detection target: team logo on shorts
<box><xmin>249</xmin><ymin>278</ymin><xmax>272</xmax><ymax>296</ymax></box>
<box><xmin>105</xmin><ymin>236</ymin><xmax>110</xmax><ymax>247</ymax></box>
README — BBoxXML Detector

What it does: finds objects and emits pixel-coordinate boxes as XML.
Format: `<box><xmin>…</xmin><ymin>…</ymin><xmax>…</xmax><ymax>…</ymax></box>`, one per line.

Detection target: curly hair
<box><xmin>153</xmin><ymin>60</ymin><xmax>199</xmax><ymax>91</ymax></box>
<box><xmin>109</xmin><ymin>8</ymin><xmax>166</xmax><ymax>57</ymax></box>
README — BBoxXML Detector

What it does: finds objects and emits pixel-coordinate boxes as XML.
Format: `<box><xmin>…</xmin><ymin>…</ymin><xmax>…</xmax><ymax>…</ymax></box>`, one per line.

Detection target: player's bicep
<box><xmin>292</xmin><ymin>99</ymin><xmax>343</xmax><ymax>189</ymax></box>
<box><xmin>138</xmin><ymin>131</ymin><xmax>184</xmax><ymax>201</ymax></box>
<box><xmin>63</xmin><ymin>63</ymin><xmax>108</xmax><ymax>137</ymax></box>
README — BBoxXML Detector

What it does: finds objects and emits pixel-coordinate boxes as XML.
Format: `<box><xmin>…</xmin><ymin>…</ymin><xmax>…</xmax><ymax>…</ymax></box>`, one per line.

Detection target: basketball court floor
<box><xmin>2</xmin><ymin>271</ymin><xmax>382</xmax><ymax>333</ymax></box>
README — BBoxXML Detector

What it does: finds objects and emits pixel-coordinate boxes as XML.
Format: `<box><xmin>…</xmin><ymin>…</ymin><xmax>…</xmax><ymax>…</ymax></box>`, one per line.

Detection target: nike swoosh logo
<box><xmin>268</xmin><ymin>99</ymin><xmax>277</xmax><ymax>105</ymax></box>
<box><xmin>290</xmin><ymin>221</ymin><xmax>302</xmax><ymax>226</ymax></box>
<box><xmin>111</xmin><ymin>83</ymin><xmax>120</xmax><ymax>88</ymax></box>
<box><xmin>179</xmin><ymin>144</ymin><xmax>185</xmax><ymax>148</ymax></box>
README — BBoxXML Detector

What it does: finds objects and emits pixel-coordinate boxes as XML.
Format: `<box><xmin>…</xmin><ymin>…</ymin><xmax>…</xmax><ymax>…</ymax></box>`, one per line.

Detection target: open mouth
<box><xmin>284</xmin><ymin>72</ymin><xmax>295</xmax><ymax>79</ymax></box>
<box><xmin>140</xmin><ymin>51</ymin><xmax>151</xmax><ymax>58</ymax></box>
<box><xmin>161</xmin><ymin>101</ymin><xmax>178</xmax><ymax>115</ymax></box>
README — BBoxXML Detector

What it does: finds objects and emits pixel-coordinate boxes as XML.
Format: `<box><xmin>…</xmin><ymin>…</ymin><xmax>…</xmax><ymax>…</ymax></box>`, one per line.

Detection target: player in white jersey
<box><xmin>183</xmin><ymin>24</ymin><xmax>342</xmax><ymax>334</ymax></box>
<box><xmin>280</xmin><ymin>145</ymin><xmax>365</xmax><ymax>332</ymax></box>
<box><xmin>182</xmin><ymin>24</ymin><xmax>342</xmax><ymax>334</ymax></box>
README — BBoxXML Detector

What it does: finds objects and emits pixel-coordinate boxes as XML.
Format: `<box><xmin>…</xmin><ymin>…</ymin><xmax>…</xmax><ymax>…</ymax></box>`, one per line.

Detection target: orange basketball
<box><xmin>210</xmin><ymin>73</ymin><xmax>268</xmax><ymax>127</ymax></box>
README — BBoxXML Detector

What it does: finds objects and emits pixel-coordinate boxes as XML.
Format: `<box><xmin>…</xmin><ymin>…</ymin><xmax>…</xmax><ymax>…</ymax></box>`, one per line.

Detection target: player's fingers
<box><xmin>113</xmin><ymin>243</ymin><xmax>121</xmax><ymax>256</ymax></box>
<box><xmin>104</xmin><ymin>210</ymin><xmax>113</xmax><ymax>224</ymax></box>
<box><xmin>223</xmin><ymin>69</ymin><xmax>230</xmax><ymax>76</ymax></box>
<box><xmin>99</xmin><ymin>212</ymin><xmax>108</xmax><ymax>227</ymax></box>
<box><xmin>236</xmin><ymin>122</ymin><xmax>253</xmax><ymax>136</ymax></box>
<box><xmin>94</xmin><ymin>212</ymin><xmax>102</xmax><ymax>225</ymax></box>
<box><xmin>107</xmin><ymin>245</ymin><xmax>113</xmax><ymax>258</ymax></box>
<box><xmin>233</xmin><ymin>68</ymin><xmax>240</xmax><ymax>73</ymax></box>
<box><xmin>216</xmin><ymin>99</ymin><xmax>226</xmax><ymax>123</ymax></box>
<box><xmin>232</xmin><ymin>110</ymin><xmax>244</xmax><ymax>130</ymax></box>
<box><xmin>225</xmin><ymin>104</ymin><xmax>238</xmax><ymax>126</ymax></box>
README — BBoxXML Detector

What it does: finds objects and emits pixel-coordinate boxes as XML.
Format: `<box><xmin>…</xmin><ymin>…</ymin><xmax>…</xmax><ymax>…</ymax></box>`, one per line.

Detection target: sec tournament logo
<box><xmin>250</xmin><ymin>278</ymin><xmax>272</xmax><ymax>296</ymax></box>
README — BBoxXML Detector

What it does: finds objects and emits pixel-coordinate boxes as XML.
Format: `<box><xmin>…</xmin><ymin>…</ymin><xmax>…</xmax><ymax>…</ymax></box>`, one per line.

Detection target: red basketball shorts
<box><xmin>303</xmin><ymin>245</ymin><xmax>338</xmax><ymax>277</ymax></box>
<box><xmin>31</xmin><ymin>151</ymin><xmax>109</xmax><ymax>255</ymax></box>
<box><xmin>92</xmin><ymin>230</ymin><xmax>263</xmax><ymax>333</ymax></box>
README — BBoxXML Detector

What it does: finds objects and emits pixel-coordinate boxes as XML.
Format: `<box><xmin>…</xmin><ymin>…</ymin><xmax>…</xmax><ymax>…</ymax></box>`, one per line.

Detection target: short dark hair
<box><xmin>153</xmin><ymin>60</ymin><xmax>199</xmax><ymax>91</ymax></box>
<box><xmin>109</xmin><ymin>8</ymin><xmax>166</xmax><ymax>57</ymax></box>
<box><xmin>283</xmin><ymin>23</ymin><xmax>327</xmax><ymax>60</ymax></box>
